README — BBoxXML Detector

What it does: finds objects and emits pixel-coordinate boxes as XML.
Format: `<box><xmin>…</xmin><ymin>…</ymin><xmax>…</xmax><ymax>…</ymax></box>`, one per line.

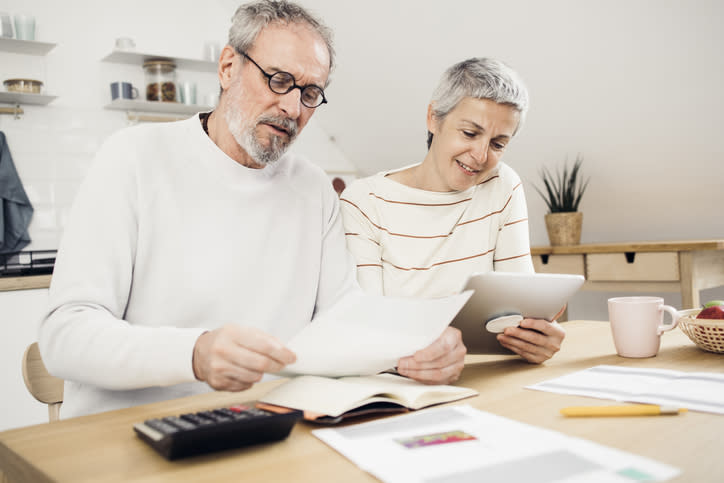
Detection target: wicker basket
<box><xmin>678</xmin><ymin>309</ymin><xmax>724</xmax><ymax>354</ymax></box>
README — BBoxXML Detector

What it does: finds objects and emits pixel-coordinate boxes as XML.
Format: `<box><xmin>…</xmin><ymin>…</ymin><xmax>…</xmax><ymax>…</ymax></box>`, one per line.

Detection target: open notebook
<box><xmin>258</xmin><ymin>373</ymin><xmax>478</xmax><ymax>424</ymax></box>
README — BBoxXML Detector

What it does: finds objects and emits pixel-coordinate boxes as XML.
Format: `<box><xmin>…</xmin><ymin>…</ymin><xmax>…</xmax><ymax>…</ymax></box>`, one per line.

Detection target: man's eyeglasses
<box><xmin>239</xmin><ymin>51</ymin><xmax>327</xmax><ymax>108</ymax></box>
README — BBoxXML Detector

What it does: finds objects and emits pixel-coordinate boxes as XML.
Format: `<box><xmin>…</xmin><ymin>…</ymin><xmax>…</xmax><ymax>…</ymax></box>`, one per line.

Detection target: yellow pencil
<box><xmin>560</xmin><ymin>404</ymin><xmax>687</xmax><ymax>417</ymax></box>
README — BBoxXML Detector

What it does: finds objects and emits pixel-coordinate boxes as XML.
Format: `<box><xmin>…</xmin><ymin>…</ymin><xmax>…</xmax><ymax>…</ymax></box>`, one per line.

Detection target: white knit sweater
<box><xmin>340</xmin><ymin>162</ymin><xmax>534</xmax><ymax>298</ymax></box>
<box><xmin>39</xmin><ymin>115</ymin><xmax>356</xmax><ymax>418</ymax></box>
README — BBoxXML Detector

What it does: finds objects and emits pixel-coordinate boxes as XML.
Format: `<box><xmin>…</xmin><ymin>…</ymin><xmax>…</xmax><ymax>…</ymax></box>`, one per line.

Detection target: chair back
<box><xmin>22</xmin><ymin>342</ymin><xmax>64</xmax><ymax>422</ymax></box>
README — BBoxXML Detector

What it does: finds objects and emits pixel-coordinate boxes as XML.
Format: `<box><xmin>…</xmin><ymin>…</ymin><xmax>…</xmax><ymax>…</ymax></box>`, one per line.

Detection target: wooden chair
<box><xmin>21</xmin><ymin>342</ymin><xmax>64</xmax><ymax>422</ymax></box>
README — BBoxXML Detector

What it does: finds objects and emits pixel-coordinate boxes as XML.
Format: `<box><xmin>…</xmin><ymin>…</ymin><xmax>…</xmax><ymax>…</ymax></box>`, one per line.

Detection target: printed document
<box><xmin>313</xmin><ymin>404</ymin><xmax>679</xmax><ymax>483</ymax></box>
<box><xmin>527</xmin><ymin>365</ymin><xmax>724</xmax><ymax>414</ymax></box>
<box><xmin>280</xmin><ymin>290</ymin><xmax>473</xmax><ymax>377</ymax></box>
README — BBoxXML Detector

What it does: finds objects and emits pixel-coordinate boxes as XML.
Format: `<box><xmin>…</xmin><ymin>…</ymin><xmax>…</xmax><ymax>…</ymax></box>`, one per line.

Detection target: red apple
<box><xmin>697</xmin><ymin>305</ymin><xmax>724</xmax><ymax>319</ymax></box>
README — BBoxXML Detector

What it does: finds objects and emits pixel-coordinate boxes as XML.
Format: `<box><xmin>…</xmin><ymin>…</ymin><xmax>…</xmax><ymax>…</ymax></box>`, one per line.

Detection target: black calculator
<box><xmin>133</xmin><ymin>402</ymin><xmax>302</xmax><ymax>460</ymax></box>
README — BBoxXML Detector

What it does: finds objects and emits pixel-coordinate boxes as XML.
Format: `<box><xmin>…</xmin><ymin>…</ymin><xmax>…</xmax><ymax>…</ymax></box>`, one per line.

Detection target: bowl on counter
<box><xmin>3</xmin><ymin>78</ymin><xmax>44</xmax><ymax>94</ymax></box>
<box><xmin>678</xmin><ymin>308</ymin><xmax>724</xmax><ymax>354</ymax></box>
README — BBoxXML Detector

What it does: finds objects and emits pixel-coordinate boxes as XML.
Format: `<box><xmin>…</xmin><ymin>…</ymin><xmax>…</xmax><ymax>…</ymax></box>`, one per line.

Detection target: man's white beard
<box><xmin>223</xmin><ymin>79</ymin><xmax>298</xmax><ymax>166</ymax></box>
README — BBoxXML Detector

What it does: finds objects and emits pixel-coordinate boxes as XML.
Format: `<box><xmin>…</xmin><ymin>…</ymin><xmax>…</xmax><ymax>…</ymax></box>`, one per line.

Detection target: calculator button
<box><xmin>246</xmin><ymin>408</ymin><xmax>271</xmax><ymax>417</ymax></box>
<box><xmin>144</xmin><ymin>419</ymin><xmax>181</xmax><ymax>435</ymax></box>
<box><xmin>162</xmin><ymin>416</ymin><xmax>197</xmax><ymax>431</ymax></box>
<box><xmin>180</xmin><ymin>413</ymin><xmax>214</xmax><ymax>426</ymax></box>
<box><xmin>196</xmin><ymin>410</ymin><xmax>232</xmax><ymax>423</ymax></box>
<box><xmin>215</xmin><ymin>408</ymin><xmax>237</xmax><ymax>418</ymax></box>
<box><xmin>211</xmin><ymin>410</ymin><xmax>234</xmax><ymax>421</ymax></box>
<box><xmin>229</xmin><ymin>404</ymin><xmax>250</xmax><ymax>413</ymax></box>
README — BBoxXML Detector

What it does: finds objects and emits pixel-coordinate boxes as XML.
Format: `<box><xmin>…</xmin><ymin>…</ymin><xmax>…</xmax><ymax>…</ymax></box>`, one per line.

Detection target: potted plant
<box><xmin>533</xmin><ymin>154</ymin><xmax>589</xmax><ymax>246</ymax></box>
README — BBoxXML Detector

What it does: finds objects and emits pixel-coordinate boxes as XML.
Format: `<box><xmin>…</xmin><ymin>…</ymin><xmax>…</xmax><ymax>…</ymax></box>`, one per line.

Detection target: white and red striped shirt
<box><xmin>341</xmin><ymin>162</ymin><xmax>534</xmax><ymax>298</ymax></box>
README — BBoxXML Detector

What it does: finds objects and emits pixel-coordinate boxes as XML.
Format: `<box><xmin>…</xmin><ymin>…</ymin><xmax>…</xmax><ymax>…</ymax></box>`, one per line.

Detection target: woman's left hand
<box><xmin>397</xmin><ymin>327</ymin><xmax>467</xmax><ymax>384</ymax></box>
<box><xmin>496</xmin><ymin>318</ymin><xmax>565</xmax><ymax>364</ymax></box>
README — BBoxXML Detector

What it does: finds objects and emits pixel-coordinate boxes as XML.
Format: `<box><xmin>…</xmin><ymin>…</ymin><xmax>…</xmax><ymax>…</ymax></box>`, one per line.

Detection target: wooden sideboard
<box><xmin>532</xmin><ymin>239</ymin><xmax>724</xmax><ymax>309</ymax></box>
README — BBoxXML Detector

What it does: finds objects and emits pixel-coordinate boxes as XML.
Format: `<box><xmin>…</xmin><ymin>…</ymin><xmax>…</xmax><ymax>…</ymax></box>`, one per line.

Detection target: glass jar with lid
<box><xmin>143</xmin><ymin>59</ymin><xmax>177</xmax><ymax>102</ymax></box>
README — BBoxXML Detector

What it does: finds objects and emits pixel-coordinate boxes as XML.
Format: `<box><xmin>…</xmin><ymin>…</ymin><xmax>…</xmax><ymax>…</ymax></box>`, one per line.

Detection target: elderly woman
<box><xmin>341</xmin><ymin>57</ymin><xmax>564</xmax><ymax>370</ymax></box>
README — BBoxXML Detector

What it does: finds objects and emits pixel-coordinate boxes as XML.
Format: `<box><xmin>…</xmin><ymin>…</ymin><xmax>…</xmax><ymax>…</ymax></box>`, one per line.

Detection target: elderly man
<box><xmin>39</xmin><ymin>0</ymin><xmax>466</xmax><ymax>418</ymax></box>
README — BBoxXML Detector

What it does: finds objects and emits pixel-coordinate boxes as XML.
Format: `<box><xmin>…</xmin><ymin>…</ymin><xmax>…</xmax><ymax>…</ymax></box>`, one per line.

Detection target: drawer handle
<box><xmin>625</xmin><ymin>252</ymin><xmax>636</xmax><ymax>264</ymax></box>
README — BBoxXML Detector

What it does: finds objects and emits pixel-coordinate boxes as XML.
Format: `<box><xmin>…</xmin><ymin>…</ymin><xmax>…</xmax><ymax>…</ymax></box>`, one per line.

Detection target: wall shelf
<box><xmin>0</xmin><ymin>38</ymin><xmax>56</xmax><ymax>55</ymax></box>
<box><xmin>104</xmin><ymin>99</ymin><xmax>212</xmax><ymax>115</ymax></box>
<box><xmin>0</xmin><ymin>92</ymin><xmax>57</xmax><ymax>105</ymax></box>
<box><xmin>1</xmin><ymin>38</ymin><xmax>58</xmax><ymax>117</ymax></box>
<box><xmin>101</xmin><ymin>50</ymin><xmax>216</xmax><ymax>72</ymax></box>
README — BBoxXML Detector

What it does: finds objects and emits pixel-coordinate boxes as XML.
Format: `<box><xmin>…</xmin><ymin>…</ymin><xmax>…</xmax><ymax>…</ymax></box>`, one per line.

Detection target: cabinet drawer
<box><xmin>533</xmin><ymin>254</ymin><xmax>585</xmax><ymax>276</ymax></box>
<box><xmin>586</xmin><ymin>252</ymin><xmax>679</xmax><ymax>281</ymax></box>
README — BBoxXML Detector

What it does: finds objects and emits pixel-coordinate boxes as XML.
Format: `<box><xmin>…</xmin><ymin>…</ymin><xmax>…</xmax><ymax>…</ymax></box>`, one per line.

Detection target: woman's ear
<box><xmin>426</xmin><ymin>103</ymin><xmax>438</xmax><ymax>134</ymax></box>
<box><xmin>218</xmin><ymin>45</ymin><xmax>237</xmax><ymax>91</ymax></box>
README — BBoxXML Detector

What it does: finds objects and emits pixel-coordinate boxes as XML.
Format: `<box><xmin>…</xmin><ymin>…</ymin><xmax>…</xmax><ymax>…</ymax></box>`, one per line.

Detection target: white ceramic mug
<box><xmin>608</xmin><ymin>296</ymin><xmax>680</xmax><ymax>358</ymax></box>
<box><xmin>13</xmin><ymin>14</ymin><xmax>35</xmax><ymax>41</ymax></box>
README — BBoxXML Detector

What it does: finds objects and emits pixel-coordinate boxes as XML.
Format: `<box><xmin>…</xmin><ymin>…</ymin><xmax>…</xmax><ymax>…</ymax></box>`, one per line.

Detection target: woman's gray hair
<box><xmin>427</xmin><ymin>57</ymin><xmax>529</xmax><ymax>149</ymax></box>
<box><xmin>228</xmin><ymin>0</ymin><xmax>335</xmax><ymax>75</ymax></box>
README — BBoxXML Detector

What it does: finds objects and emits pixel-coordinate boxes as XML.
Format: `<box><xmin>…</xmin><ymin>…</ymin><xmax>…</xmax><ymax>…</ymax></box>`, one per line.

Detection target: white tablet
<box><xmin>451</xmin><ymin>271</ymin><xmax>584</xmax><ymax>354</ymax></box>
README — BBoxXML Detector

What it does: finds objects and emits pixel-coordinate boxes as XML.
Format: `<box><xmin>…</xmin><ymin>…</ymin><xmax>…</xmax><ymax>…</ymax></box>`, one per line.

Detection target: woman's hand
<box><xmin>397</xmin><ymin>327</ymin><xmax>467</xmax><ymax>384</ymax></box>
<box><xmin>496</xmin><ymin>318</ymin><xmax>565</xmax><ymax>364</ymax></box>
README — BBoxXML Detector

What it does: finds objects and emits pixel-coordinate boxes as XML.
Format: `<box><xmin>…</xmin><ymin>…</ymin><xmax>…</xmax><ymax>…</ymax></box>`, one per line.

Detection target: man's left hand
<box><xmin>396</xmin><ymin>327</ymin><xmax>466</xmax><ymax>385</ymax></box>
<box><xmin>496</xmin><ymin>318</ymin><xmax>565</xmax><ymax>364</ymax></box>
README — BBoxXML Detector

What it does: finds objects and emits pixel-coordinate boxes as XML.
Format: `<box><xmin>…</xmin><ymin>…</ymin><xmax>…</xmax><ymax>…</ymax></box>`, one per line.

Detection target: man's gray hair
<box><xmin>228</xmin><ymin>0</ymin><xmax>335</xmax><ymax>74</ymax></box>
<box><xmin>427</xmin><ymin>58</ymin><xmax>529</xmax><ymax>148</ymax></box>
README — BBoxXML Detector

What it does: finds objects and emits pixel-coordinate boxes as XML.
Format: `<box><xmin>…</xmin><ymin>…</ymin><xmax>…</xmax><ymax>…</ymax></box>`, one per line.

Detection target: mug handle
<box><xmin>131</xmin><ymin>87</ymin><xmax>139</xmax><ymax>99</ymax></box>
<box><xmin>657</xmin><ymin>304</ymin><xmax>680</xmax><ymax>334</ymax></box>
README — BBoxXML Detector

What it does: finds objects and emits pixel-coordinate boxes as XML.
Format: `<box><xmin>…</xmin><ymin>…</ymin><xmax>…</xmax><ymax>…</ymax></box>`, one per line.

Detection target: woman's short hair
<box><xmin>427</xmin><ymin>58</ymin><xmax>529</xmax><ymax>149</ymax></box>
<box><xmin>228</xmin><ymin>0</ymin><xmax>335</xmax><ymax>76</ymax></box>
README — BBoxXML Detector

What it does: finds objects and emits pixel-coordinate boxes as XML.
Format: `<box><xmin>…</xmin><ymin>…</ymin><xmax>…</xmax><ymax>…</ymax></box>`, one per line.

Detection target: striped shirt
<box><xmin>340</xmin><ymin>162</ymin><xmax>534</xmax><ymax>298</ymax></box>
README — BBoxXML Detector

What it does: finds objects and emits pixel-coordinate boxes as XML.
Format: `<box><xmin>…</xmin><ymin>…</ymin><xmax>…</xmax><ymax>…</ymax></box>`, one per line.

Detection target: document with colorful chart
<box><xmin>313</xmin><ymin>405</ymin><xmax>679</xmax><ymax>483</ymax></box>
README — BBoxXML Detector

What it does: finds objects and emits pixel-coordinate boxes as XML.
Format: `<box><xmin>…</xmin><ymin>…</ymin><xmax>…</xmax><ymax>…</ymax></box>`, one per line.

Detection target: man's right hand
<box><xmin>192</xmin><ymin>325</ymin><xmax>296</xmax><ymax>392</ymax></box>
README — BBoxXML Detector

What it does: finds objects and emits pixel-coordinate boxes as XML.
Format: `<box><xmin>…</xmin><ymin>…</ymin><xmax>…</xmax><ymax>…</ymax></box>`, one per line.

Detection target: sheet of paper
<box><xmin>279</xmin><ymin>290</ymin><xmax>473</xmax><ymax>377</ymax></box>
<box><xmin>527</xmin><ymin>365</ymin><xmax>724</xmax><ymax>414</ymax></box>
<box><xmin>313</xmin><ymin>404</ymin><xmax>679</xmax><ymax>483</ymax></box>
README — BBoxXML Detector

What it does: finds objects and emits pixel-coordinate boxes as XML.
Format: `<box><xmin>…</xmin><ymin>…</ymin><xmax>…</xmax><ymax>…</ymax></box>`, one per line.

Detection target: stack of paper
<box><xmin>527</xmin><ymin>365</ymin><xmax>724</xmax><ymax>414</ymax></box>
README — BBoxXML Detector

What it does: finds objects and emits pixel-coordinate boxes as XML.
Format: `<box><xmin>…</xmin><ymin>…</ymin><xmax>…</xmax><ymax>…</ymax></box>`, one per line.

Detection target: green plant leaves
<box><xmin>533</xmin><ymin>154</ymin><xmax>589</xmax><ymax>213</ymax></box>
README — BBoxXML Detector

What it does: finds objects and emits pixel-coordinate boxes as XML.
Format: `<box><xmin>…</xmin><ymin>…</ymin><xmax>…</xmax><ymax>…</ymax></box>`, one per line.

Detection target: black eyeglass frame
<box><xmin>238</xmin><ymin>51</ymin><xmax>328</xmax><ymax>108</ymax></box>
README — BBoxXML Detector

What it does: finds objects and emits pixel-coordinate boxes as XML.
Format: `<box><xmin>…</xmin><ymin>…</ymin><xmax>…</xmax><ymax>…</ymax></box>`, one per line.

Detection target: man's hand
<box><xmin>496</xmin><ymin>318</ymin><xmax>565</xmax><ymax>364</ymax></box>
<box><xmin>192</xmin><ymin>325</ymin><xmax>296</xmax><ymax>391</ymax></box>
<box><xmin>396</xmin><ymin>327</ymin><xmax>466</xmax><ymax>385</ymax></box>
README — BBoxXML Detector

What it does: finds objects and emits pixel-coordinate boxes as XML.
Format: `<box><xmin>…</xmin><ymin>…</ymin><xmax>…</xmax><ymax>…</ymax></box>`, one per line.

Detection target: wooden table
<box><xmin>1</xmin><ymin>321</ymin><xmax>722</xmax><ymax>482</ymax></box>
<box><xmin>532</xmin><ymin>240</ymin><xmax>724</xmax><ymax>309</ymax></box>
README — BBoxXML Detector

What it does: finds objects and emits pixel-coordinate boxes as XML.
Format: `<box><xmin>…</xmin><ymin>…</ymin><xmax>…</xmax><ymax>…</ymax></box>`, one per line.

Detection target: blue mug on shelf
<box><xmin>110</xmin><ymin>81</ymin><xmax>139</xmax><ymax>101</ymax></box>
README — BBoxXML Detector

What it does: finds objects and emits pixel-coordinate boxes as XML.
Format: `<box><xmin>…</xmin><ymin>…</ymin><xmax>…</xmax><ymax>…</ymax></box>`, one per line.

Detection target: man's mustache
<box><xmin>257</xmin><ymin>115</ymin><xmax>298</xmax><ymax>140</ymax></box>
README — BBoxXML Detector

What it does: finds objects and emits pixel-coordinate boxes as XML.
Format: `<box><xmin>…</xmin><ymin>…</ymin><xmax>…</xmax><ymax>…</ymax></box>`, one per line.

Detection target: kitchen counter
<box><xmin>0</xmin><ymin>250</ymin><xmax>56</xmax><ymax>291</ymax></box>
<box><xmin>0</xmin><ymin>274</ymin><xmax>51</xmax><ymax>292</ymax></box>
